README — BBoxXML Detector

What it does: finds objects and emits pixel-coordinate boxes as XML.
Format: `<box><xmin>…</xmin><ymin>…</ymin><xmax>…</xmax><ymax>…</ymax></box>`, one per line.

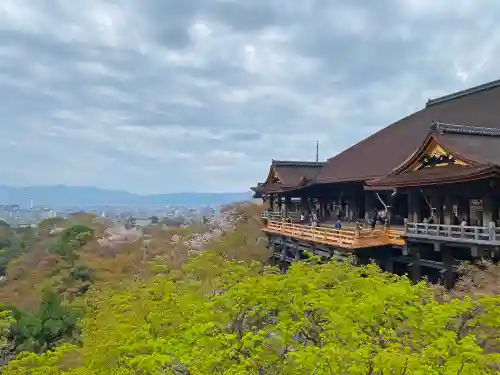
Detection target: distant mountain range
<box><xmin>0</xmin><ymin>185</ymin><xmax>254</xmax><ymax>207</ymax></box>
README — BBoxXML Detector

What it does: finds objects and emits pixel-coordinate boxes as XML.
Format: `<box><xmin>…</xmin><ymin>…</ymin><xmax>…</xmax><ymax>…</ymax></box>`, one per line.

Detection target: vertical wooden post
<box><xmin>295</xmin><ymin>241</ymin><xmax>300</xmax><ymax>261</ymax></box>
<box><xmin>385</xmin><ymin>252</ymin><xmax>394</xmax><ymax>273</ymax></box>
<box><xmin>443</xmin><ymin>195</ymin><xmax>454</xmax><ymax>225</ymax></box>
<box><xmin>411</xmin><ymin>246</ymin><xmax>421</xmax><ymax>284</ymax></box>
<box><xmin>433</xmin><ymin>195</ymin><xmax>443</xmax><ymax>224</ymax></box>
<box><xmin>457</xmin><ymin>196</ymin><xmax>470</xmax><ymax>223</ymax></box>
<box><xmin>489</xmin><ymin>221</ymin><xmax>496</xmax><ymax>242</ymax></box>
<box><xmin>442</xmin><ymin>247</ymin><xmax>454</xmax><ymax>290</ymax></box>
<box><xmin>285</xmin><ymin>196</ymin><xmax>292</xmax><ymax>216</ymax></box>
<box><xmin>483</xmin><ymin>195</ymin><xmax>494</xmax><ymax>225</ymax></box>
<box><xmin>408</xmin><ymin>190</ymin><xmax>420</xmax><ymax>223</ymax></box>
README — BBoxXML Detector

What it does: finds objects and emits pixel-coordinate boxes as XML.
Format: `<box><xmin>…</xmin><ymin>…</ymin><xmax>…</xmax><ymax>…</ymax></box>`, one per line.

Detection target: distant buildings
<box><xmin>0</xmin><ymin>201</ymin><xmax>221</xmax><ymax>229</ymax></box>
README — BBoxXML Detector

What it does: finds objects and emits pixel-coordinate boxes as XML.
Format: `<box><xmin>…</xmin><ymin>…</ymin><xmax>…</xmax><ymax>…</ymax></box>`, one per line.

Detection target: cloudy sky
<box><xmin>0</xmin><ymin>0</ymin><xmax>498</xmax><ymax>194</ymax></box>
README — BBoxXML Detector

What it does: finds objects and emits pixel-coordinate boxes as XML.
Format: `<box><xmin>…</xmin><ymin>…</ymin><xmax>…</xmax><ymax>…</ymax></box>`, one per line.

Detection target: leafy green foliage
<box><xmin>48</xmin><ymin>225</ymin><xmax>93</xmax><ymax>261</ymax></box>
<box><xmin>0</xmin><ymin>310</ymin><xmax>13</xmax><ymax>347</ymax></box>
<box><xmin>4</xmin><ymin>251</ymin><xmax>500</xmax><ymax>374</ymax></box>
<box><xmin>3</xmin><ymin>204</ymin><xmax>500</xmax><ymax>373</ymax></box>
<box><xmin>4</xmin><ymin>290</ymin><xmax>80</xmax><ymax>354</ymax></box>
<box><xmin>0</xmin><ymin>226</ymin><xmax>36</xmax><ymax>276</ymax></box>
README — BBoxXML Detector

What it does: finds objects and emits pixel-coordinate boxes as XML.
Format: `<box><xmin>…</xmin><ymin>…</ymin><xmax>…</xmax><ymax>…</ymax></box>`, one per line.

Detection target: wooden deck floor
<box><xmin>263</xmin><ymin>220</ymin><xmax>405</xmax><ymax>250</ymax></box>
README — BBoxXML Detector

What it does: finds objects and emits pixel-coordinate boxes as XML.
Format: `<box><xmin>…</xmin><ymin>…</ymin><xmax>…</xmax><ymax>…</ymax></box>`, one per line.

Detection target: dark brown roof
<box><xmin>434</xmin><ymin>123</ymin><xmax>500</xmax><ymax>166</ymax></box>
<box><xmin>315</xmin><ymin>79</ymin><xmax>500</xmax><ymax>184</ymax></box>
<box><xmin>384</xmin><ymin>122</ymin><xmax>500</xmax><ymax>176</ymax></box>
<box><xmin>271</xmin><ymin>160</ymin><xmax>325</xmax><ymax>186</ymax></box>
<box><xmin>368</xmin><ymin>164</ymin><xmax>498</xmax><ymax>188</ymax></box>
<box><xmin>255</xmin><ymin>160</ymin><xmax>325</xmax><ymax>194</ymax></box>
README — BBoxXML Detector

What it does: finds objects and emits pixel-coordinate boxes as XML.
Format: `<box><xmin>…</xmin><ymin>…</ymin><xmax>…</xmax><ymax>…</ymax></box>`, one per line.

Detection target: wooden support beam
<box><xmin>410</xmin><ymin>246</ymin><xmax>421</xmax><ymax>284</ymax></box>
<box><xmin>442</xmin><ymin>247</ymin><xmax>454</xmax><ymax>290</ymax></box>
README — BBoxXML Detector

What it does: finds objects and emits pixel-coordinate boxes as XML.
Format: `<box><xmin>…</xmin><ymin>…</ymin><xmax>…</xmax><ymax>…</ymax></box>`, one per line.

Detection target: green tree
<box><xmin>5</xmin><ymin>253</ymin><xmax>500</xmax><ymax>374</ymax></box>
<box><xmin>48</xmin><ymin>225</ymin><xmax>93</xmax><ymax>263</ymax></box>
<box><xmin>7</xmin><ymin>290</ymin><xmax>80</xmax><ymax>354</ymax></box>
<box><xmin>0</xmin><ymin>310</ymin><xmax>13</xmax><ymax>347</ymax></box>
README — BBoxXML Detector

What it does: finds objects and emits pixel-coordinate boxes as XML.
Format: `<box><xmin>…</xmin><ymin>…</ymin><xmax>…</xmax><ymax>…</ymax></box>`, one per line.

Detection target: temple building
<box><xmin>252</xmin><ymin>78</ymin><xmax>500</xmax><ymax>288</ymax></box>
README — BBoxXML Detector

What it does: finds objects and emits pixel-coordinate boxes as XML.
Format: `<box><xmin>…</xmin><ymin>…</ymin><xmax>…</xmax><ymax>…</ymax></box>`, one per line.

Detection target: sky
<box><xmin>0</xmin><ymin>0</ymin><xmax>499</xmax><ymax>194</ymax></box>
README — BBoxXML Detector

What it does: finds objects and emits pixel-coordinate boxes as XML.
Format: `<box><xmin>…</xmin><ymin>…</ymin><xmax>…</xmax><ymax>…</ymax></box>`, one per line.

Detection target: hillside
<box><xmin>1</xmin><ymin>204</ymin><xmax>500</xmax><ymax>373</ymax></box>
<box><xmin>0</xmin><ymin>203</ymin><xmax>267</xmax><ymax>311</ymax></box>
<box><xmin>0</xmin><ymin>185</ymin><xmax>253</xmax><ymax>206</ymax></box>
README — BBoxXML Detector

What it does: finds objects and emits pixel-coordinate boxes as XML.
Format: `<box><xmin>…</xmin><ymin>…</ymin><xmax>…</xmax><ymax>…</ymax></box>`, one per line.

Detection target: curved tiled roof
<box><xmin>368</xmin><ymin>164</ymin><xmax>499</xmax><ymax>188</ymax></box>
<box><xmin>315</xmin><ymin>79</ymin><xmax>500</xmax><ymax>184</ymax></box>
<box><xmin>367</xmin><ymin>121</ymin><xmax>500</xmax><ymax>188</ymax></box>
<box><xmin>254</xmin><ymin>160</ymin><xmax>325</xmax><ymax>194</ymax></box>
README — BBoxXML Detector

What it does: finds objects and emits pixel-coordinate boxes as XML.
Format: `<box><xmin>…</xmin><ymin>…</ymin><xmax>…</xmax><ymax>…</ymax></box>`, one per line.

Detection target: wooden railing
<box><xmin>261</xmin><ymin>211</ymin><xmax>301</xmax><ymax>220</ymax></box>
<box><xmin>263</xmin><ymin>220</ymin><xmax>405</xmax><ymax>249</ymax></box>
<box><xmin>263</xmin><ymin>218</ymin><xmax>500</xmax><ymax>248</ymax></box>
<box><xmin>261</xmin><ymin>211</ymin><xmax>283</xmax><ymax>220</ymax></box>
<box><xmin>387</xmin><ymin>229</ymin><xmax>406</xmax><ymax>246</ymax></box>
<box><xmin>404</xmin><ymin>220</ymin><xmax>500</xmax><ymax>244</ymax></box>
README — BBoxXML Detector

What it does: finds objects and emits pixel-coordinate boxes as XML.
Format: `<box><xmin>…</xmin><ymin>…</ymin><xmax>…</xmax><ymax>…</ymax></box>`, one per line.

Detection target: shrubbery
<box><xmin>2</xmin><ymin>290</ymin><xmax>80</xmax><ymax>356</ymax></box>
<box><xmin>4</xmin><ymin>252</ymin><xmax>500</xmax><ymax>374</ymax></box>
<box><xmin>48</xmin><ymin>225</ymin><xmax>94</xmax><ymax>263</ymax></box>
<box><xmin>3</xmin><ymin>205</ymin><xmax>500</xmax><ymax>374</ymax></box>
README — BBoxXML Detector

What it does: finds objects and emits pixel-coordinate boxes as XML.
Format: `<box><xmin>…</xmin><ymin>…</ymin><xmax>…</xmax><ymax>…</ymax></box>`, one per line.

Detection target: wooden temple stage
<box><xmin>261</xmin><ymin>213</ymin><xmax>500</xmax><ymax>289</ymax></box>
<box><xmin>251</xmin><ymin>79</ymin><xmax>500</xmax><ymax>289</ymax></box>
<box><xmin>262</xmin><ymin>218</ymin><xmax>405</xmax><ymax>249</ymax></box>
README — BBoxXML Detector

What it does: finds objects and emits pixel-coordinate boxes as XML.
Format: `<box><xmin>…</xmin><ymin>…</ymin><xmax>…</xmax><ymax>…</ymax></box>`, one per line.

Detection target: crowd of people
<box><xmin>275</xmin><ymin>207</ymin><xmax>391</xmax><ymax>232</ymax></box>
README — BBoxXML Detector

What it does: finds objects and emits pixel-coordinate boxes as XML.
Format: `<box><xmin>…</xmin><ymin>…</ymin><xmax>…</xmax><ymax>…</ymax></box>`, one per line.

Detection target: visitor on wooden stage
<box><xmin>335</xmin><ymin>219</ymin><xmax>342</xmax><ymax>230</ymax></box>
<box><xmin>311</xmin><ymin>212</ymin><xmax>318</xmax><ymax>227</ymax></box>
<box><xmin>355</xmin><ymin>220</ymin><xmax>362</xmax><ymax>230</ymax></box>
<box><xmin>300</xmin><ymin>212</ymin><xmax>305</xmax><ymax>223</ymax></box>
<box><xmin>370</xmin><ymin>209</ymin><xmax>377</xmax><ymax>230</ymax></box>
<box><xmin>423</xmin><ymin>215</ymin><xmax>434</xmax><ymax>224</ymax></box>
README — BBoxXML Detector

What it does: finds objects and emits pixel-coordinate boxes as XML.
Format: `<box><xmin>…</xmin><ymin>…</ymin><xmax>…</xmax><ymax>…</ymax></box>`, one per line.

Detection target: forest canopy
<box><xmin>3</xmin><ymin>251</ymin><xmax>500</xmax><ymax>374</ymax></box>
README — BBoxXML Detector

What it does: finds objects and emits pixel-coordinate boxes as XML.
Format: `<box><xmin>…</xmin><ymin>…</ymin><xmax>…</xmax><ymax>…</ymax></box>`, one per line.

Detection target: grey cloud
<box><xmin>1</xmin><ymin>0</ymin><xmax>500</xmax><ymax>193</ymax></box>
<box><xmin>225</xmin><ymin>132</ymin><xmax>263</xmax><ymax>143</ymax></box>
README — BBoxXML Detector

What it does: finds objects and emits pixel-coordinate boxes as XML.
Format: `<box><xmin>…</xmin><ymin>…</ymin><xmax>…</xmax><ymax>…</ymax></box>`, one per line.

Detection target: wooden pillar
<box><xmin>492</xmin><ymin>195</ymin><xmax>499</xmax><ymax>224</ymax></box>
<box><xmin>300</xmin><ymin>196</ymin><xmax>307</xmax><ymax>213</ymax></box>
<box><xmin>285</xmin><ymin>196</ymin><xmax>292</xmax><ymax>215</ymax></box>
<box><xmin>408</xmin><ymin>190</ymin><xmax>420</xmax><ymax>223</ymax></box>
<box><xmin>364</xmin><ymin>193</ymin><xmax>372</xmax><ymax>221</ymax></box>
<box><xmin>383</xmin><ymin>249</ymin><xmax>394</xmax><ymax>273</ymax></box>
<box><xmin>272</xmin><ymin>240</ymin><xmax>280</xmax><ymax>260</ymax></box>
<box><xmin>358</xmin><ymin>190</ymin><xmax>366</xmax><ymax>221</ymax></box>
<box><xmin>430</xmin><ymin>195</ymin><xmax>443</xmax><ymax>224</ymax></box>
<box><xmin>295</xmin><ymin>241</ymin><xmax>300</xmax><ymax>261</ymax></box>
<box><xmin>443</xmin><ymin>195</ymin><xmax>454</xmax><ymax>225</ymax></box>
<box><xmin>269</xmin><ymin>195</ymin><xmax>275</xmax><ymax>211</ymax></box>
<box><xmin>483</xmin><ymin>195</ymin><xmax>494</xmax><ymax>225</ymax></box>
<box><xmin>348</xmin><ymin>200</ymin><xmax>355</xmax><ymax>223</ymax></box>
<box><xmin>411</xmin><ymin>246</ymin><xmax>421</xmax><ymax>284</ymax></box>
<box><xmin>386</xmin><ymin>192</ymin><xmax>394</xmax><ymax>226</ymax></box>
<box><xmin>442</xmin><ymin>247</ymin><xmax>454</xmax><ymax>290</ymax></box>
<box><xmin>458</xmin><ymin>197</ymin><xmax>469</xmax><ymax>222</ymax></box>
